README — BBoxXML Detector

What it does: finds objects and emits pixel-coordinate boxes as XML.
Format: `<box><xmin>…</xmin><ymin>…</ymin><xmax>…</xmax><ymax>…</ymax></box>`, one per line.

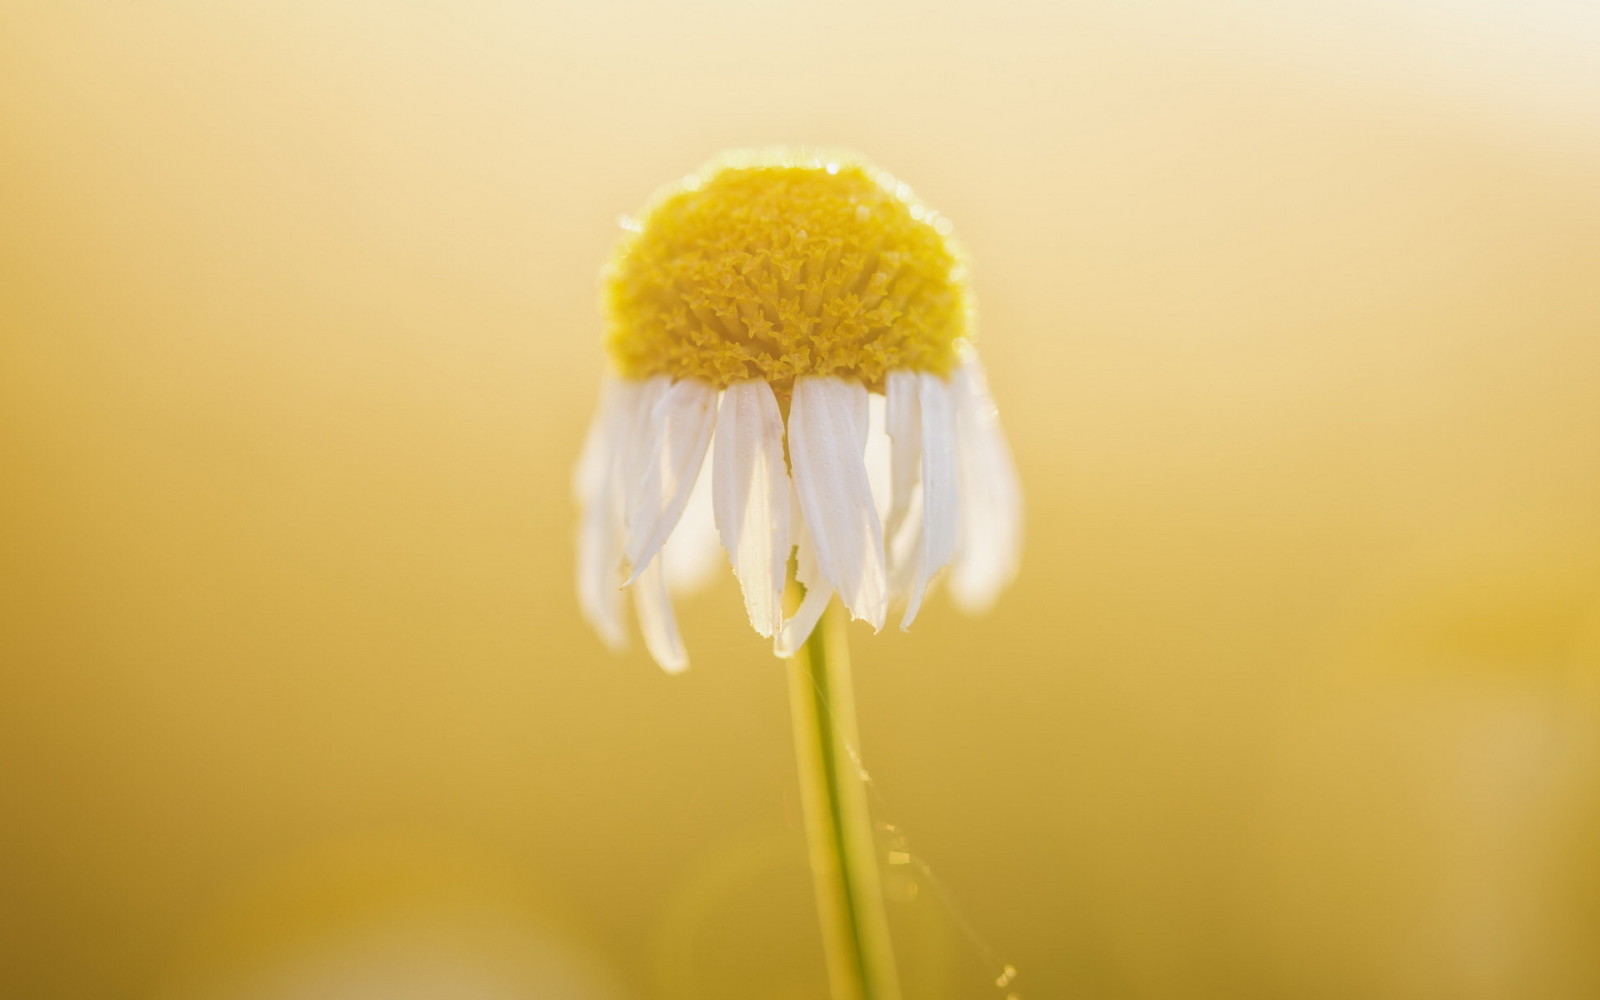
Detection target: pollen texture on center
<box><xmin>605</xmin><ymin>157</ymin><xmax>969</xmax><ymax>390</ymax></box>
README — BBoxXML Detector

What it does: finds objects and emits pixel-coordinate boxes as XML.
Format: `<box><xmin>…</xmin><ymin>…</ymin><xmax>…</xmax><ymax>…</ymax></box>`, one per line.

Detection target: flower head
<box><xmin>575</xmin><ymin>150</ymin><xmax>1021</xmax><ymax>671</ymax></box>
<box><xmin>606</xmin><ymin>152</ymin><xmax>966</xmax><ymax>389</ymax></box>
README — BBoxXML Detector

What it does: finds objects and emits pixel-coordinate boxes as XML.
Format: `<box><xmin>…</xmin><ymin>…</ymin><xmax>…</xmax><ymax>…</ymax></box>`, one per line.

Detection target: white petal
<box><xmin>950</xmin><ymin>348</ymin><xmax>1023</xmax><ymax>612</ymax></box>
<box><xmin>575</xmin><ymin>378</ymin><xmax>639</xmax><ymax>651</ymax></box>
<box><xmin>775</xmin><ymin>584</ymin><xmax>831</xmax><ymax>657</ymax></box>
<box><xmin>632</xmin><ymin>555</ymin><xmax>688</xmax><ymax>673</ymax></box>
<box><xmin>619</xmin><ymin>375</ymin><xmax>672</xmax><ymax>500</ymax></box>
<box><xmin>573</xmin><ymin>378</ymin><xmax>615</xmax><ymax>506</ymax></box>
<box><xmin>712</xmin><ymin>380</ymin><xmax>792</xmax><ymax>636</ymax></box>
<box><xmin>664</xmin><ymin>439</ymin><xmax>721</xmax><ymax>596</ymax></box>
<box><xmin>624</xmin><ymin>378</ymin><xmax>718</xmax><ymax>583</ymax></box>
<box><xmin>788</xmin><ymin>376</ymin><xmax>887</xmax><ymax>629</ymax></box>
<box><xmin>884</xmin><ymin>371</ymin><xmax>920</xmax><ymax>546</ymax></box>
<box><xmin>887</xmin><ymin>491</ymin><xmax>924</xmax><ymax>612</ymax></box>
<box><xmin>883</xmin><ymin>370</ymin><xmax>922</xmax><ymax>608</ymax></box>
<box><xmin>864</xmin><ymin>389</ymin><xmax>894</xmax><ymax>528</ymax></box>
<box><xmin>901</xmin><ymin>371</ymin><xmax>959</xmax><ymax>628</ymax></box>
<box><xmin>774</xmin><ymin>515</ymin><xmax>833</xmax><ymax>658</ymax></box>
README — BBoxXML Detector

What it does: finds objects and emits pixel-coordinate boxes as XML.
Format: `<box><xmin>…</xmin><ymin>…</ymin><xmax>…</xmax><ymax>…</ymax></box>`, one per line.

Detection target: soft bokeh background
<box><xmin>3</xmin><ymin>2</ymin><xmax>1598</xmax><ymax>998</ymax></box>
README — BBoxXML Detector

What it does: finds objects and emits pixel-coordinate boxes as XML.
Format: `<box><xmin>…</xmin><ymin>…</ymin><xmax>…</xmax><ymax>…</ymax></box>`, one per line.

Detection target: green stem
<box><xmin>786</xmin><ymin>599</ymin><xmax>903</xmax><ymax>1000</ymax></box>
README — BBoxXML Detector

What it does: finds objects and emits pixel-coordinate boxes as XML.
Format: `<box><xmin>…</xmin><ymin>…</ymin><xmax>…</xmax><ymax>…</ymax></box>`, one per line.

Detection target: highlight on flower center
<box><xmin>605</xmin><ymin>153</ymin><xmax>967</xmax><ymax>389</ymax></box>
<box><xmin>575</xmin><ymin>150</ymin><xmax>1022</xmax><ymax>672</ymax></box>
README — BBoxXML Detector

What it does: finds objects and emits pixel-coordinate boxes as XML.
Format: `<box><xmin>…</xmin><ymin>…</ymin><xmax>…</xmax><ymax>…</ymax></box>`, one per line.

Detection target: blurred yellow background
<box><xmin>3</xmin><ymin>2</ymin><xmax>1598</xmax><ymax>998</ymax></box>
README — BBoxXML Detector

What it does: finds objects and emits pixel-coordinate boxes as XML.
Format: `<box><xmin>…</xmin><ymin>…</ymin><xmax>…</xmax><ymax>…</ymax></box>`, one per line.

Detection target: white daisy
<box><xmin>574</xmin><ymin>150</ymin><xmax>1022</xmax><ymax>672</ymax></box>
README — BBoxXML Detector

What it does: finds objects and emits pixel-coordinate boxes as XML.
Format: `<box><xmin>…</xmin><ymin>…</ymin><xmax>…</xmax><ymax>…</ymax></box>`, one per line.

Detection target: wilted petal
<box><xmin>788</xmin><ymin>376</ymin><xmax>888</xmax><ymax>630</ymax></box>
<box><xmin>901</xmin><ymin>371</ymin><xmax>959</xmax><ymax>627</ymax></box>
<box><xmin>950</xmin><ymin>348</ymin><xmax>1023</xmax><ymax>612</ymax></box>
<box><xmin>575</xmin><ymin>378</ymin><xmax>640</xmax><ymax>651</ymax></box>
<box><xmin>775</xmin><ymin>515</ymin><xmax>833</xmax><ymax>658</ymax></box>
<box><xmin>712</xmin><ymin>380</ymin><xmax>792</xmax><ymax>636</ymax></box>
<box><xmin>624</xmin><ymin>378</ymin><xmax>718</xmax><ymax>582</ymax></box>
<box><xmin>573</xmin><ymin>379</ymin><xmax>616</xmax><ymax>507</ymax></box>
<box><xmin>884</xmin><ymin>369</ymin><xmax>920</xmax><ymax>548</ymax></box>
<box><xmin>664</xmin><ymin>440</ymin><xmax>721</xmax><ymax>596</ymax></box>
<box><xmin>633</xmin><ymin>554</ymin><xmax>688</xmax><ymax>673</ymax></box>
<box><xmin>864</xmin><ymin>389</ymin><xmax>894</xmax><ymax>529</ymax></box>
<box><xmin>619</xmin><ymin>375</ymin><xmax>672</xmax><ymax>507</ymax></box>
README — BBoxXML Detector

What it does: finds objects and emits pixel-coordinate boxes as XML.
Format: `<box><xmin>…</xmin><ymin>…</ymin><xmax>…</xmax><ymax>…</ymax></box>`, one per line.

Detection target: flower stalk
<box><xmin>786</xmin><ymin>599</ymin><xmax>903</xmax><ymax>1000</ymax></box>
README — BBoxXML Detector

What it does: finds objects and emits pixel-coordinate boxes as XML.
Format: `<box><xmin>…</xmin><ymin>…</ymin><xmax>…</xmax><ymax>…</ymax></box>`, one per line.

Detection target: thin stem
<box><xmin>786</xmin><ymin>599</ymin><xmax>903</xmax><ymax>1000</ymax></box>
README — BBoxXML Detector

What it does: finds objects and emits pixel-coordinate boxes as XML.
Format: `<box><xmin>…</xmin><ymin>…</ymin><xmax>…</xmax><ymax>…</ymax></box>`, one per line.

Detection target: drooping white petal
<box><xmin>901</xmin><ymin>371</ymin><xmax>959</xmax><ymax>627</ymax></box>
<box><xmin>632</xmin><ymin>555</ymin><xmax>688</xmax><ymax>673</ymax></box>
<box><xmin>775</xmin><ymin>514</ymin><xmax>833</xmax><ymax>657</ymax></box>
<box><xmin>864</xmin><ymin>389</ymin><xmax>894</xmax><ymax>529</ymax></box>
<box><xmin>883</xmin><ymin>369</ymin><xmax>925</xmax><ymax>612</ymax></box>
<box><xmin>787</xmin><ymin>376</ymin><xmax>888</xmax><ymax>630</ymax></box>
<box><xmin>712</xmin><ymin>380</ymin><xmax>792</xmax><ymax>636</ymax></box>
<box><xmin>624</xmin><ymin>378</ymin><xmax>718</xmax><ymax>583</ymax></box>
<box><xmin>573</xmin><ymin>379</ymin><xmax>616</xmax><ymax>506</ymax></box>
<box><xmin>575</xmin><ymin>377</ymin><xmax>639</xmax><ymax>651</ymax></box>
<box><xmin>664</xmin><ymin>440</ymin><xmax>721</xmax><ymax>596</ymax></box>
<box><xmin>950</xmin><ymin>347</ymin><xmax>1023</xmax><ymax>612</ymax></box>
<box><xmin>886</xmin><ymin>489</ymin><xmax>924</xmax><ymax>612</ymax></box>
<box><xmin>884</xmin><ymin>369</ymin><xmax>920</xmax><ymax>548</ymax></box>
<box><xmin>619</xmin><ymin>375</ymin><xmax>672</xmax><ymax>504</ymax></box>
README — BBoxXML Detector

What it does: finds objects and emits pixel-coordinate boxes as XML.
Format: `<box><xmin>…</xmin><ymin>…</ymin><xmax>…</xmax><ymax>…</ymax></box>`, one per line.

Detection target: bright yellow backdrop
<box><xmin>3</xmin><ymin>3</ymin><xmax>1598</xmax><ymax>998</ymax></box>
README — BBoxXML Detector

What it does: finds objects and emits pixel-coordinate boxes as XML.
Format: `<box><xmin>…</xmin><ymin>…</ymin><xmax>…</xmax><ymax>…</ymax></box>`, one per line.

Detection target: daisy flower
<box><xmin>574</xmin><ymin>150</ymin><xmax>1021</xmax><ymax>673</ymax></box>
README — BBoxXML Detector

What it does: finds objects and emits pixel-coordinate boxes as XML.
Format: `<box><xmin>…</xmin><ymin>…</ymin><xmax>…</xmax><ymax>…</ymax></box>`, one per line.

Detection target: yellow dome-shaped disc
<box><xmin>604</xmin><ymin>151</ymin><xmax>971</xmax><ymax>391</ymax></box>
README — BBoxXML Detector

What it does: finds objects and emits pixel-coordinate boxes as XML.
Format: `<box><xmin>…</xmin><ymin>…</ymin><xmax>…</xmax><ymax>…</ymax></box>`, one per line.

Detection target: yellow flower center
<box><xmin>604</xmin><ymin>152</ymin><xmax>970</xmax><ymax>391</ymax></box>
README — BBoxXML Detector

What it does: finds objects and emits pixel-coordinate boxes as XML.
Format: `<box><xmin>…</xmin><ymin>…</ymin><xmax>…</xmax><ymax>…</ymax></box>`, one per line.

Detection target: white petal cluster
<box><xmin>574</xmin><ymin>345</ymin><xmax>1021</xmax><ymax>672</ymax></box>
